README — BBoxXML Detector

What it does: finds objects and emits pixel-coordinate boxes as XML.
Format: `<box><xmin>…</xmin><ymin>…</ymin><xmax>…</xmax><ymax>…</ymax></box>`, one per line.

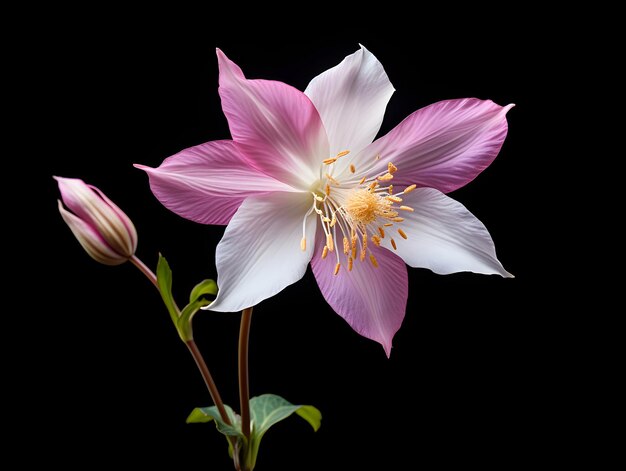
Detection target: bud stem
<box><xmin>130</xmin><ymin>255</ymin><xmax>158</xmax><ymax>288</ymax></box>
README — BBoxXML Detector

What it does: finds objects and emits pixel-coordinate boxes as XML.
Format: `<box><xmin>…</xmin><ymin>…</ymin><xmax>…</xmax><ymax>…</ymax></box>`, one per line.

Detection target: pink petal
<box><xmin>134</xmin><ymin>140</ymin><xmax>295</xmax><ymax>225</ymax></box>
<box><xmin>304</xmin><ymin>45</ymin><xmax>394</xmax><ymax>160</ymax></box>
<box><xmin>217</xmin><ymin>49</ymin><xmax>329</xmax><ymax>190</ymax></box>
<box><xmin>207</xmin><ymin>191</ymin><xmax>317</xmax><ymax>313</ymax></box>
<box><xmin>352</xmin><ymin>99</ymin><xmax>513</xmax><ymax>193</ymax></box>
<box><xmin>381</xmin><ymin>188</ymin><xmax>512</xmax><ymax>277</ymax></box>
<box><xmin>310</xmin><ymin>230</ymin><xmax>408</xmax><ymax>357</ymax></box>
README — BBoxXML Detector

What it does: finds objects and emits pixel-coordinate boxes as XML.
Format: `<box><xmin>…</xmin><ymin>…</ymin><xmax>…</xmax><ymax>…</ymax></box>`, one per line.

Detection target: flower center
<box><xmin>300</xmin><ymin>151</ymin><xmax>417</xmax><ymax>276</ymax></box>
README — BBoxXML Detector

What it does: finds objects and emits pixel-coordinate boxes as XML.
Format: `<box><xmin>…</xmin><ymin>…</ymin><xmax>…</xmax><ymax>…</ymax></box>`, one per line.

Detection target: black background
<box><xmin>23</xmin><ymin>19</ymin><xmax>568</xmax><ymax>469</ymax></box>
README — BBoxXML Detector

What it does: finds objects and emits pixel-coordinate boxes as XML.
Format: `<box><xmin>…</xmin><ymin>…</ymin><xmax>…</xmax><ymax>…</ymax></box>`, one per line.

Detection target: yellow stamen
<box><xmin>336</xmin><ymin>150</ymin><xmax>350</xmax><ymax>158</ymax></box>
<box><xmin>390</xmin><ymin>238</ymin><xmax>397</xmax><ymax>250</ymax></box>
<box><xmin>325</xmin><ymin>184</ymin><xmax>331</xmax><ymax>196</ymax></box>
<box><xmin>300</xmin><ymin>237</ymin><xmax>306</xmax><ymax>251</ymax></box>
<box><xmin>399</xmin><ymin>205</ymin><xmax>414</xmax><ymax>212</ymax></box>
<box><xmin>322</xmin><ymin>216</ymin><xmax>331</xmax><ymax>223</ymax></box>
<box><xmin>334</xmin><ymin>263</ymin><xmax>341</xmax><ymax>276</ymax></box>
<box><xmin>369</xmin><ymin>181</ymin><xmax>379</xmax><ymax>190</ymax></box>
<box><xmin>391</xmin><ymin>217</ymin><xmax>405</xmax><ymax>222</ymax></box>
<box><xmin>397</xmin><ymin>228</ymin><xmax>408</xmax><ymax>239</ymax></box>
<box><xmin>329</xmin><ymin>214</ymin><xmax>336</xmax><ymax>227</ymax></box>
<box><xmin>388</xmin><ymin>162</ymin><xmax>398</xmax><ymax>174</ymax></box>
<box><xmin>315</xmin><ymin>195</ymin><xmax>324</xmax><ymax>202</ymax></box>
<box><xmin>377</xmin><ymin>173</ymin><xmax>394</xmax><ymax>181</ymax></box>
<box><xmin>327</xmin><ymin>233</ymin><xmax>335</xmax><ymax>252</ymax></box>
<box><xmin>378</xmin><ymin>227</ymin><xmax>385</xmax><ymax>238</ymax></box>
<box><xmin>403</xmin><ymin>184</ymin><xmax>417</xmax><ymax>193</ymax></box>
<box><xmin>369</xmin><ymin>253</ymin><xmax>379</xmax><ymax>268</ymax></box>
<box><xmin>371</xmin><ymin>235</ymin><xmax>381</xmax><ymax>247</ymax></box>
<box><xmin>325</xmin><ymin>173</ymin><xmax>340</xmax><ymax>185</ymax></box>
<box><xmin>359</xmin><ymin>176</ymin><xmax>366</xmax><ymax>185</ymax></box>
<box><xmin>351</xmin><ymin>231</ymin><xmax>357</xmax><ymax>259</ymax></box>
<box><xmin>323</xmin><ymin>157</ymin><xmax>337</xmax><ymax>165</ymax></box>
<box><xmin>388</xmin><ymin>185</ymin><xmax>393</xmax><ymax>194</ymax></box>
<box><xmin>387</xmin><ymin>195</ymin><xmax>403</xmax><ymax>203</ymax></box>
<box><xmin>384</xmin><ymin>223</ymin><xmax>394</xmax><ymax>227</ymax></box>
<box><xmin>349</xmin><ymin>164</ymin><xmax>356</xmax><ymax>173</ymax></box>
<box><xmin>343</xmin><ymin>236</ymin><xmax>350</xmax><ymax>255</ymax></box>
<box><xmin>348</xmin><ymin>257</ymin><xmax>353</xmax><ymax>271</ymax></box>
<box><xmin>322</xmin><ymin>246</ymin><xmax>329</xmax><ymax>259</ymax></box>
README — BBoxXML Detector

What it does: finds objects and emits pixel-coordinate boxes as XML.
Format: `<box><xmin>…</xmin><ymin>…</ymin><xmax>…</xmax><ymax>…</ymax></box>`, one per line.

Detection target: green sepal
<box><xmin>156</xmin><ymin>253</ymin><xmax>180</xmax><ymax>324</ymax></box>
<box><xmin>189</xmin><ymin>279</ymin><xmax>218</xmax><ymax>304</ymax></box>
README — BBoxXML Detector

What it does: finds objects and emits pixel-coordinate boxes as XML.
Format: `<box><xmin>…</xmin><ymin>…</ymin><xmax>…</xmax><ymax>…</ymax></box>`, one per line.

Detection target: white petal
<box><xmin>305</xmin><ymin>45</ymin><xmax>394</xmax><ymax>161</ymax></box>
<box><xmin>207</xmin><ymin>191</ymin><xmax>317</xmax><ymax>312</ymax></box>
<box><xmin>381</xmin><ymin>188</ymin><xmax>512</xmax><ymax>277</ymax></box>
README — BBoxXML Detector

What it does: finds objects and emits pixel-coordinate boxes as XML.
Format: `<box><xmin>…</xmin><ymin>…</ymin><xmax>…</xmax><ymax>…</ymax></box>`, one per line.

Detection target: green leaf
<box><xmin>245</xmin><ymin>394</ymin><xmax>321</xmax><ymax>468</ymax></box>
<box><xmin>156</xmin><ymin>254</ymin><xmax>180</xmax><ymax>324</ymax></box>
<box><xmin>189</xmin><ymin>279</ymin><xmax>218</xmax><ymax>304</ymax></box>
<box><xmin>187</xmin><ymin>404</ymin><xmax>243</xmax><ymax>439</ymax></box>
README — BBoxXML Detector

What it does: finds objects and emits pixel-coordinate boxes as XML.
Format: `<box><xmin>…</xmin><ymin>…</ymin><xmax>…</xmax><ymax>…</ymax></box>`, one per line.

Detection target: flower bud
<box><xmin>55</xmin><ymin>176</ymin><xmax>138</xmax><ymax>265</ymax></box>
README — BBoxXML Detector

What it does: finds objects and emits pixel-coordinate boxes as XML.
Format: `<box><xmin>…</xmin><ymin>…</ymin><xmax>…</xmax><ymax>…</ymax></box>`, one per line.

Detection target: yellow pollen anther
<box><xmin>334</xmin><ymin>263</ymin><xmax>341</xmax><ymax>276</ymax></box>
<box><xmin>359</xmin><ymin>176</ymin><xmax>366</xmax><ymax>185</ymax></box>
<box><xmin>378</xmin><ymin>227</ymin><xmax>385</xmax><ymax>238</ymax></box>
<box><xmin>325</xmin><ymin>173</ymin><xmax>340</xmax><ymax>185</ymax></box>
<box><xmin>323</xmin><ymin>157</ymin><xmax>337</xmax><ymax>165</ymax></box>
<box><xmin>371</xmin><ymin>235</ymin><xmax>381</xmax><ymax>247</ymax></box>
<box><xmin>377</xmin><ymin>173</ymin><xmax>394</xmax><ymax>181</ymax></box>
<box><xmin>330</xmin><ymin>214</ymin><xmax>337</xmax><ymax>227</ymax></box>
<box><xmin>369</xmin><ymin>253</ymin><xmax>379</xmax><ymax>268</ymax></box>
<box><xmin>390</xmin><ymin>238</ymin><xmax>397</xmax><ymax>250</ymax></box>
<box><xmin>403</xmin><ymin>184</ymin><xmax>417</xmax><ymax>193</ymax></box>
<box><xmin>397</xmin><ymin>228</ymin><xmax>408</xmax><ymax>239</ymax></box>
<box><xmin>327</xmin><ymin>234</ymin><xmax>335</xmax><ymax>252</ymax></box>
<box><xmin>391</xmin><ymin>217</ymin><xmax>405</xmax><ymax>222</ymax></box>
<box><xmin>336</xmin><ymin>150</ymin><xmax>350</xmax><ymax>157</ymax></box>
<box><xmin>325</xmin><ymin>184</ymin><xmax>331</xmax><ymax>196</ymax></box>
<box><xmin>350</xmin><ymin>164</ymin><xmax>356</xmax><ymax>173</ymax></box>
<box><xmin>399</xmin><ymin>205</ymin><xmax>414</xmax><ymax>212</ymax></box>
<box><xmin>388</xmin><ymin>185</ymin><xmax>393</xmax><ymax>194</ymax></box>
<box><xmin>388</xmin><ymin>162</ymin><xmax>398</xmax><ymax>174</ymax></box>
<box><xmin>322</xmin><ymin>216</ymin><xmax>331</xmax><ymax>223</ymax></box>
<box><xmin>322</xmin><ymin>245</ymin><xmax>329</xmax><ymax>259</ymax></box>
<box><xmin>360</xmin><ymin>233</ymin><xmax>367</xmax><ymax>261</ymax></box>
<box><xmin>343</xmin><ymin>236</ymin><xmax>350</xmax><ymax>255</ymax></box>
<box><xmin>315</xmin><ymin>195</ymin><xmax>324</xmax><ymax>202</ymax></box>
<box><xmin>348</xmin><ymin>257</ymin><xmax>354</xmax><ymax>271</ymax></box>
<box><xmin>387</xmin><ymin>195</ymin><xmax>403</xmax><ymax>203</ymax></box>
<box><xmin>351</xmin><ymin>233</ymin><xmax>357</xmax><ymax>259</ymax></box>
<box><xmin>300</xmin><ymin>237</ymin><xmax>306</xmax><ymax>251</ymax></box>
<box><xmin>384</xmin><ymin>223</ymin><xmax>394</xmax><ymax>227</ymax></box>
<box><xmin>369</xmin><ymin>181</ymin><xmax>379</xmax><ymax>190</ymax></box>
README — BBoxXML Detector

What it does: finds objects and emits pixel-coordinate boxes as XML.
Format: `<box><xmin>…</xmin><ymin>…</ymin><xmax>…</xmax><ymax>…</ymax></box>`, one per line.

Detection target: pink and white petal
<box><xmin>353</xmin><ymin>99</ymin><xmax>513</xmax><ymax>193</ymax></box>
<box><xmin>311</xmin><ymin>231</ymin><xmax>408</xmax><ymax>357</ymax></box>
<box><xmin>58</xmin><ymin>201</ymin><xmax>127</xmax><ymax>265</ymax></box>
<box><xmin>304</xmin><ymin>45</ymin><xmax>395</xmax><ymax>162</ymax></box>
<box><xmin>207</xmin><ymin>191</ymin><xmax>317</xmax><ymax>313</ymax></box>
<box><xmin>381</xmin><ymin>188</ymin><xmax>512</xmax><ymax>277</ymax></box>
<box><xmin>217</xmin><ymin>49</ymin><xmax>329</xmax><ymax>190</ymax></box>
<box><xmin>134</xmin><ymin>140</ymin><xmax>295</xmax><ymax>226</ymax></box>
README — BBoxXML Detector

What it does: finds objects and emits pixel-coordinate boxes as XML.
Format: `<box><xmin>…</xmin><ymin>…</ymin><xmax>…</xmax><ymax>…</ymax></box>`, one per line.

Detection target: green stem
<box><xmin>239</xmin><ymin>307</ymin><xmax>254</xmax><ymax>440</ymax></box>
<box><xmin>129</xmin><ymin>255</ymin><xmax>233</xmax><ymax>429</ymax></box>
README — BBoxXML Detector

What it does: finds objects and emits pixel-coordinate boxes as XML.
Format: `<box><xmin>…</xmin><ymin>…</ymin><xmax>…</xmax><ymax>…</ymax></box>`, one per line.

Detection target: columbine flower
<box><xmin>56</xmin><ymin>176</ymin><xmax>138</xmax><ymax>265</ymax></box>
<box><xmin>136</xmin><ymin>46</ymin><xmax>513</xmax><ymax>355</ymax></box>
